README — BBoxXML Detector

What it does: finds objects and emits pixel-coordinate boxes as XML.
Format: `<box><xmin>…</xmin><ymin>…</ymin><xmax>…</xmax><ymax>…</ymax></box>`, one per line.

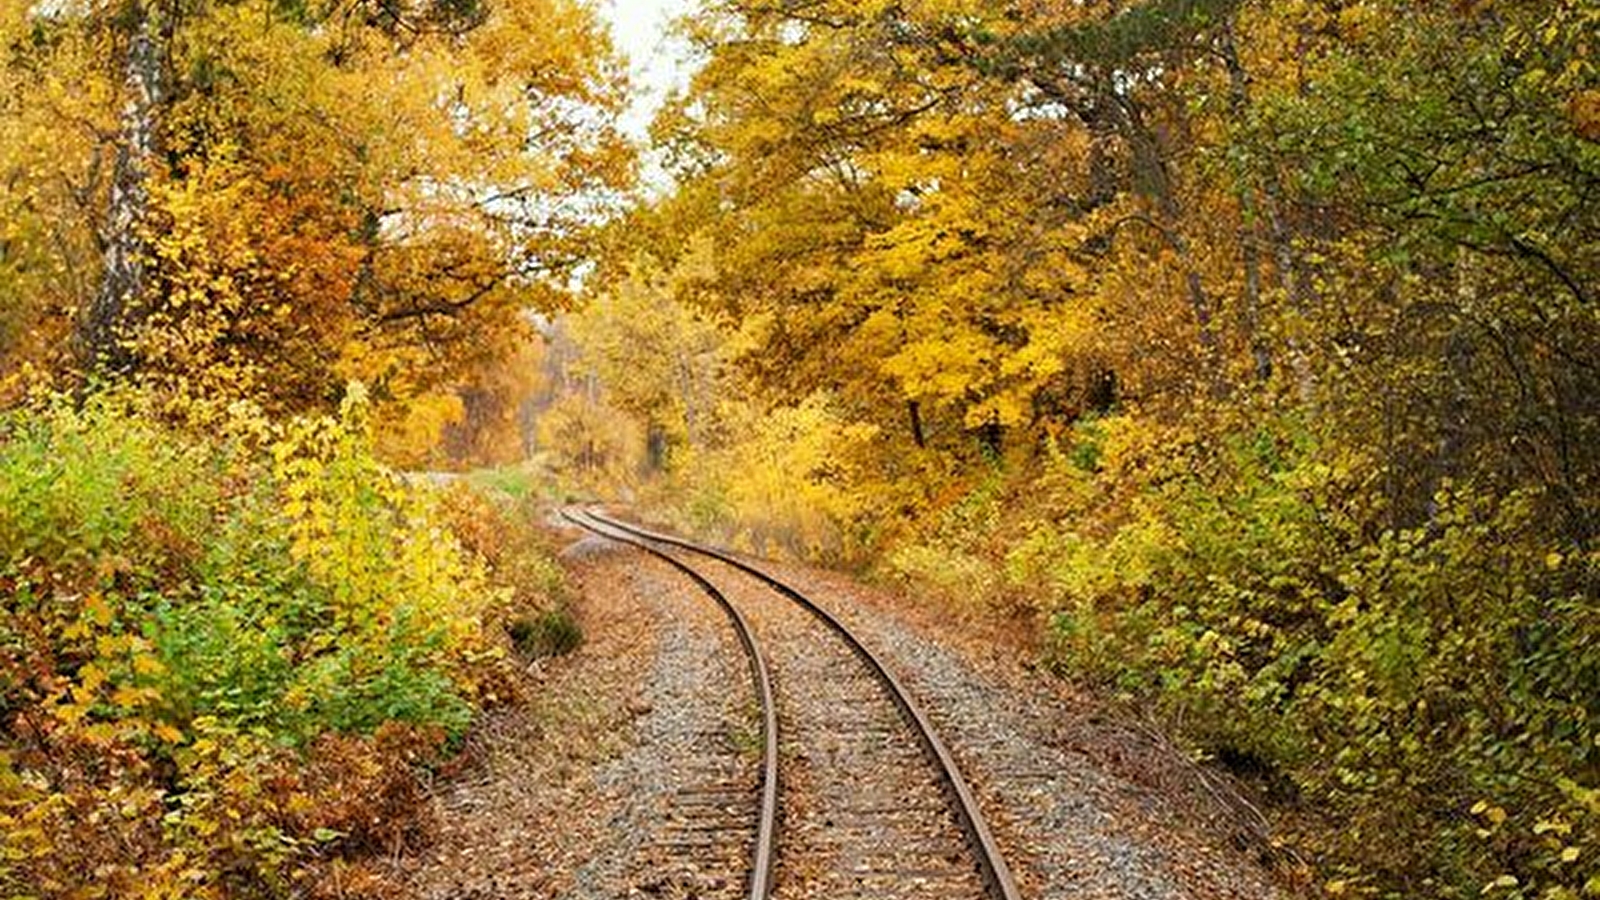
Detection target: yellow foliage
<box><xmin>0</xmin><ymin>388</ymin><xmax>536</xmax><ymax>895</ymax></box>
<box><xmin>534</xmin><ymin>391</ymin><xmax>645</xmax><ymax>493</ymax></box>
<box><xmin>377</xmin><ymin>391</ymin><xmax>468</xmax><ymax>469</ymax></box>
<box><xmin>1</xmin><ymin>0</ymin><xmax>632</xmax><ymax>439</ymax></box>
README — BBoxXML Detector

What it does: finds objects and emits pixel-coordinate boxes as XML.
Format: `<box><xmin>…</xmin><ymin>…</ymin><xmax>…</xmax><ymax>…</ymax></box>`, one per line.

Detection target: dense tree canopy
<box><xmin>0</xmin><ymin>0</ymin><xmax>1594</xmax><ymax>895</ymax></box>
<box><xmin>639</xmin><ymin>0</ymin><xmax>1598</xmax><ymax>511</ymax></box>
<box><xmin>0</xmin><ymin>0</ymin><xmax>631</xmax><ymax>416</ymax></box>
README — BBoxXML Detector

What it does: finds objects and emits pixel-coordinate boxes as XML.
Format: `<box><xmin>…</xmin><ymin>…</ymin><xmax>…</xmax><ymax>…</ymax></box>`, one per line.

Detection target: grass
<box><xmin>465</xmin><ymin>458</ymin><xmax>560</xmax><ymax>504</ymax></box>
<box><xmin>507</xmin><ymin>609</ymin><xmax>584</xmax><ymax>659</ymax></box>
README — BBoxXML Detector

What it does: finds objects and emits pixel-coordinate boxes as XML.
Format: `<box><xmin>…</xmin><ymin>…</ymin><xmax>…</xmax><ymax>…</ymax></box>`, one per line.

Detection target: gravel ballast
<box><xmin>399</xmin><ymin>523</ymin><xmax>1283</xmax><ymax>900</ymax></box>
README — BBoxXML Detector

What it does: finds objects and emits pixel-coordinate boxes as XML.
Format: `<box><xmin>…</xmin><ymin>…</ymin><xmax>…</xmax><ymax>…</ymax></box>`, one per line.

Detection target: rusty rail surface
<box><xmin>563</xmin><ymin>509</ymin><xmax>780</xmax><ymax>900</ymax></box>
<box><xmin>582</xmin><ymin>508</ymin><xmax>1024</xmax><ymax>900</ymax></box>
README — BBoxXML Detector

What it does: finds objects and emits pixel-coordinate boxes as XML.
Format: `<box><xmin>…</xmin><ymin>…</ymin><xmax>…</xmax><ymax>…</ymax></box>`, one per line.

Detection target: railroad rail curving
<box><xmin>574</xmin><ymin>507</ymin><xmax>1024</xmax><ymax>900</ymax></box>
<box><xmin>563</xmin><ymin>508</ymin><xmax>780</xmax><ymax>900</ymax></box>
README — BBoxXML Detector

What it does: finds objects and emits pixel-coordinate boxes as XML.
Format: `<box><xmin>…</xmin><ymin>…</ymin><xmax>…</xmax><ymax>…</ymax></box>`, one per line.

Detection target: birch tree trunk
<box><xmin>79</xmin><ymin>0</ymin><xmax>164</xmax><ymax>374</ymax></box>
<box><xmin>1219</xmin><ymin>22</ymin><xmax>1319</xmax><ymax>400</ymax></box>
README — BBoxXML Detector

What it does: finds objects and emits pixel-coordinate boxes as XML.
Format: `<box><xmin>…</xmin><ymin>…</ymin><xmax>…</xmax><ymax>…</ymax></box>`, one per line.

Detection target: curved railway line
<box><xmin>563</xmin><ymin>507</ymin><xmax>1023</xmax><ymax>900</ymax></box>
<box><xmin>563</xmin><ymin>509</ymin><xmax>779</xmax><ymax>897</ymax></box>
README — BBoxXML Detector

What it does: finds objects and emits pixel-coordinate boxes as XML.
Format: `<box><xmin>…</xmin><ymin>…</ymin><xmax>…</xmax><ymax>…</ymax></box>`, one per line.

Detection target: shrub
<box><xmin>1013</xmin><ymin>411</ymin><xmax>1598</xmax><ymax>897</ymax></box>
<box><xmin>0</xmin><ymin>387</ymin><xmax>522</xmax><ymax>896</ymax></box>
<box><xmin>437</xmin><ymin>474</ymin><xmax>579</xmax><ymax>667</ymax></box>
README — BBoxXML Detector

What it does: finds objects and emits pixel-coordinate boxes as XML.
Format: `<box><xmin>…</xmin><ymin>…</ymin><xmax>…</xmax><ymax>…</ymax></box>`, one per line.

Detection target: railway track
<box><xmin>565</xmin><ymin>510</ymin><xmax>777</xmax><ymax>899</ymax></box>
<box><xmin>563</xmin><ymin>508</ymin><xmax>1022</xmax><ymax>900</ymax></box>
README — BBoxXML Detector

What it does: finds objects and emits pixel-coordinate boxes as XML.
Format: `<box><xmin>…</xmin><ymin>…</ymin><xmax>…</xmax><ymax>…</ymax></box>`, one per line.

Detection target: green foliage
<box><xmin>0</xmin><ymin>387</ymin><xmax>524</xmax><ymax>895</ymax></box>
<box><xmin>862</xmin><ymin>401</ymin><xmax>1597</xmax><ymax>893</ymax></box>
<box><xmin>467</xmin><ymin>463</ymin><xmax>558</xmax><ymax>504</ymax></box>
<box><xmin>997</xmin><ymin>0</ymin><xmax>1245</xmax><ymax>72</ymax></box>
<box><xmin>507</xmin><ymin>610</ymin><xmax>583</xmax><ymax>660</ymax></box>
<box><xmin>0</xmin><ymin>395</ymin><xmax>217</xmax><ymax>581</ymax></box>
<box><xmin>1015</xmin><ymin>411</ymin><xmax>1597</xmax><ymax>896</ymax></box>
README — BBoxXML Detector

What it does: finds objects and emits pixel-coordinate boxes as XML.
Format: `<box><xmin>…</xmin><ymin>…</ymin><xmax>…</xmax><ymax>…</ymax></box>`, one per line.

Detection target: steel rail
<box><xmin>584</xmin><ymin>509</ymin><xmax>1025</xmax><ymax>900</ymax></box>
<box><xmin>563</xmin><ymin>509</ymin><xmax>780</xmax><ymax>900</ymax></box>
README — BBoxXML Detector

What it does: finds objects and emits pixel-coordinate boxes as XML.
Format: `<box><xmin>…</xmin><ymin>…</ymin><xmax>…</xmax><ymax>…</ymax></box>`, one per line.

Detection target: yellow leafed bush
<box><xmin>0</xmin><ymin>386</ymin><xmax>531</xmax><ymax>897</ymax></box>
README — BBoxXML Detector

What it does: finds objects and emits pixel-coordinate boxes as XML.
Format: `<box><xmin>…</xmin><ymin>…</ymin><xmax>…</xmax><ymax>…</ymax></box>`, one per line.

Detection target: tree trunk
<box><xmin>1112</xmin><ymin>90</ymin><xmax>1222</xmax><ymax>373</ymax></box>
<box><xmin>1218</xmin><ymin>25</ymin><xmax>1273</xmax><ymax>383</ymax></box>
<box><xmin>907</xmin><ymin>399</ymin><xmax>927</xmax><ymax>449</ymax></box>
<box><xmin>1220</xmin><ymin>22</ymin><xmax>1319</xmax><ymax>398</ymax></box>
<box><xmin>80</xmin><ymin>0</ymin><xmax>165</xmax><ymax>375</ymax></box>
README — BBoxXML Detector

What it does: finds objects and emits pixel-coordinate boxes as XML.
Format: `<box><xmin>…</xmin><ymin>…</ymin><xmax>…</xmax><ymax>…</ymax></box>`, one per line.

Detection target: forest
<box><xmin>0</xmin><ymin>0</ymin><xmax>1595</xmax><ymax>898</ymax></box>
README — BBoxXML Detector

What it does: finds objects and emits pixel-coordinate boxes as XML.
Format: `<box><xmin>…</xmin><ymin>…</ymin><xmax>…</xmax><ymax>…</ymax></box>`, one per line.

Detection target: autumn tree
<box><xmin>567</xmin><ymin>249</ymin><xmax>725</xmax><ymax>467</ymax></box>
<box><xmin>648</xmin><ymin>0</ymin><xmax>1248</xmax><ymax>462</ymax></box>
<box><xmin>1</xmin><ymin>0</ymin><xmax>632</xmax><ymax>417</ymax></box>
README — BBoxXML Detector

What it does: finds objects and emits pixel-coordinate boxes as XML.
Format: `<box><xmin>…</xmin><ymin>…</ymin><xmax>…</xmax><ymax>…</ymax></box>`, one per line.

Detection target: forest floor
<box><xmin>391</xmin><ymin>514</ymin><xmax>1291</xmax><ymax>899</ymax></box>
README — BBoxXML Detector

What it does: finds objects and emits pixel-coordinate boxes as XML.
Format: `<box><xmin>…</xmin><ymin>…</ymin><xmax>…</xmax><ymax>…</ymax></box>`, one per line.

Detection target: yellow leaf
<box><xmin>1483</xmin><ymin>875</ymin><xmax>1519</xmax><ymax>893</ymax></box>
<box><xmin>84</xmin><ymin>592</ymin><xmax>113</xmax><ymax>627</ymax></box>
<box><xmin>110</xmin><ymin>686</ymin><xmax>154</xmax><ymax>708</ymax></box>
<box><xmin>1535</xmin><ymin>818</ymin><xmax>1572</xmax><ymax>836</ymax></box>
<box><xmin>79</xmin><ymin>662</ymin><xmax>106</xmax><ymax>693</ymax></box>
<box><xmin>133</xmin><ymin>654</ymin><xmax>166</xmax><ymax>677</ymax></box>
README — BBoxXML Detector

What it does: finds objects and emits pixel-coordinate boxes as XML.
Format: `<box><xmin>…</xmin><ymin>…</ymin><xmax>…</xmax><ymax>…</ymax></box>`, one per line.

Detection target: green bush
<box><xmin>1011</xmin><ymin>412</ymin><xmax>1598</xmax><ymax>896</ymax></box>
<box><xmin>0</xmin><ymin>389</ymin><xmax>517</xmax><ymax>895</ymax></box>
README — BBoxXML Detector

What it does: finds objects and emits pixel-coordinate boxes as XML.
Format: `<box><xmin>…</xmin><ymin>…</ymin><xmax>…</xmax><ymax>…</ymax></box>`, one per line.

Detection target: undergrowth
<box><xmin>887</xmin><ymin>409</ymin><xmax>1598</xmax><ymax>898</ymax></box>
<box><xmin>0</xmin><ymin>387</ymin><xmax>565</xmax><ymax>897</ymax></box>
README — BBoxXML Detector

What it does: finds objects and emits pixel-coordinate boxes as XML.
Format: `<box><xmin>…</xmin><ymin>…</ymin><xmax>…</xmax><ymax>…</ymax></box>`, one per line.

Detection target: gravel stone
<box><xmin>399</xmin><ymin>521</ymin><xmax>1283</xmax><ymax>900</ymax></box>
<box><xmin>748</xmin><ymin>559</ymin><xmax>1282</xmax><ymax>900</ymax></box>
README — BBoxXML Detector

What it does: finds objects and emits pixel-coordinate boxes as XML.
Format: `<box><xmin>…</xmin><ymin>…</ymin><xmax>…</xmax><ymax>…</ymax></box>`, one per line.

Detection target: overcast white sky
<box><xmin>598</xmin><ymin>0</ymin><xmax>695</xmax><ymax>140</ymax></box>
